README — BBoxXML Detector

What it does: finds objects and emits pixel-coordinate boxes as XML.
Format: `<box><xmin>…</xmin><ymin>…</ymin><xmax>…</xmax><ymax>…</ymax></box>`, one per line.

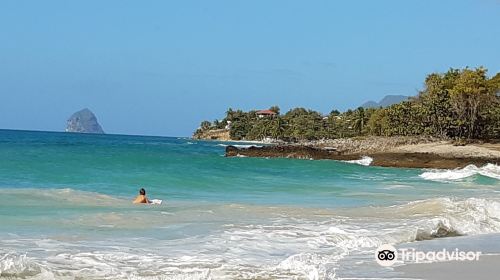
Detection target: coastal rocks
<box><xmin>225</xmin><ymin>145</ymin><xmax>359</xmax><ymax>161</ymax></box>
<box><xmin>193</xmin><ymin>129</ymin><xmax>230</xmax><ymax>141</ymax></box>
<box><xmin>65</xmin><ymin>108</ymin><xmax>105</xmax><ymax>134</ymax></box>
<box><xmin>297</xmin><ymin>136</ymin><xmax>440</xmax><ymax>154</ymax></box>
<box><xmin>225</xmin><ymin>144</ymin><xmax>500</xmax><ymax>169</ymax></box>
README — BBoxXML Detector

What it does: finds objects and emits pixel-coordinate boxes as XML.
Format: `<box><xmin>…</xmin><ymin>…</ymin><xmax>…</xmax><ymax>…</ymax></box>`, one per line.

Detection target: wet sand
<box><xmin>397</xmin><ymin>254</ymin><xmax>500</xmax><ymax>280</ymax></box>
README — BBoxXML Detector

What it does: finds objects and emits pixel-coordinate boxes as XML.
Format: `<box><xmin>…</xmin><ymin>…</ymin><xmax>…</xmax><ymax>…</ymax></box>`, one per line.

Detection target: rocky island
<box><xmin>65</xmin><ymin>108</ymin><xmax>105</xmax><ymax>134</ymax></box>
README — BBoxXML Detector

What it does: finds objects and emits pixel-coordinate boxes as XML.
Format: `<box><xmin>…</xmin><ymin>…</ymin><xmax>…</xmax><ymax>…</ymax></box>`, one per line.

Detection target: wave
<box><xmin>1</xmin><ymin>189</ymin><xmax>500</xmax><ymax>278</ymax></box>
<box><xmin>0</xmin><ymin>253</ymin><xmax>48</xmax><ymax>279</ymax></box>
<box><xmin>0</xmin><ymin>188</ymin><xmax>129</xmax><ymax>208</ymax></box>
<box><xmin>213</xmin><ymin>197</ymin><xmax>500</xmax><ymax>279</ymax></box>
<box><xmin>420</xmin><ymin>163</ymin><xmax>500</xmax><ymax>181</ymax></box>
<box><xmin>343</xmin><ymin>156</ymin><xmax>373</xmax><ymax>166</ymax></box>
<box><xmin>2</xmin><ymin>196</ymin><xmax>500</xmax><ymax>279</ymax></box>
<box><xmin>384</xmin><ymin>197</ymin><xmax>500</xmax><ymax>237</ymax></box>
<box><xmin>0</xmin><ymin>251</ymin><xmax>213</xmax><ymax>280</ymax></box>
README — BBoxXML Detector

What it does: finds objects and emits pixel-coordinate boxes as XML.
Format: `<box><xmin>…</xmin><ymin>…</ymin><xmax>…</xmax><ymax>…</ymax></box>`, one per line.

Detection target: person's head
<box><xmin>139</xmin><ymin>188</ymin><xmax>146</xmax><ymax>196</ymax></box>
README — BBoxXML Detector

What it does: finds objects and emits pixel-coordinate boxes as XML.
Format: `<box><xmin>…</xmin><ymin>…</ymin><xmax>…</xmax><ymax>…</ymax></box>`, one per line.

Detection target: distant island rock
<box><xmin>65</xmin><ymin>108</ymin><xmax>105</xmax><ymax>134</ymax></box>
<box><xmin>361</xmin><ymin>95</ymin><xmax>410</xmax><ymax>108</ymax></box>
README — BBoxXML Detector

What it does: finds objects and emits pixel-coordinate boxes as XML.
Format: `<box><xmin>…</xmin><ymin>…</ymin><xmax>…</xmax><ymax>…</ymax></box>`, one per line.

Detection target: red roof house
<box><xmin>256</xmin><ymin>110</ymin><xmax>277</xmax><ymax>117</ymax></box>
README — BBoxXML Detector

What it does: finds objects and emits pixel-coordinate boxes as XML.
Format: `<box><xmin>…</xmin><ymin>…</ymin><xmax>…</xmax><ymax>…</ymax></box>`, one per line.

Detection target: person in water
<box><xmin>133</xmin><ymin>188</ymin><xmax>150</xmax><ymax>204</ymax></box>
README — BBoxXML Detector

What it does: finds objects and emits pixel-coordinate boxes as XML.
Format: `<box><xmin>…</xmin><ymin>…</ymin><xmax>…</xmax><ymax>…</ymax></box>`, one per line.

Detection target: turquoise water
<box><xmin>0</xmin><ymin>129</ymin><xmax>499</xmax><ymax>279</ymax></box>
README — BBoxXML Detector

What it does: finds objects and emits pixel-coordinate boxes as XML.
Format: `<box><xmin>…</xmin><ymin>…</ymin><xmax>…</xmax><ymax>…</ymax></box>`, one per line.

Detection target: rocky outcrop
<box><xmin>225</xmin><ymin>138</ymin><xmax>500</xmax><ymax>169</ymax></box>
<box><xmin>193</xmin><ymin>129</ymin><xmax>230</xmax><ymax>141</ymax></box>
<box><xmin>65</xmin><ymin>108</ymin><xmax>105</xmax><ymax>134</ymax></box>
<box><xmin>302</xmin><ymin>136</ymin><xmax>439</xmax><ymax>154</ymax></box>
<box><xmin>226</xmin><ymin>145</ymin><xmax>359</xmax><ymax>161</ymax></box>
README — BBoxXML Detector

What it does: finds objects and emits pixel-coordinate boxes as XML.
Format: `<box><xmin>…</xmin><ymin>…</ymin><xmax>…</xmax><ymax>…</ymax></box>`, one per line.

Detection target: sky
<box><xmin>1</xmin><ymin>0</ymin><xmax>499</xmax><ymax>137</ymax></box>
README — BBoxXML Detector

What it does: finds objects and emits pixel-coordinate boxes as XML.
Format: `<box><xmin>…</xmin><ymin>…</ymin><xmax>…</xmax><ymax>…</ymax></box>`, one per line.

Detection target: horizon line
<box><xmin>0</xmin><ymin>128</ymin><xmax>190</xmax><ymax>139</ymax></box>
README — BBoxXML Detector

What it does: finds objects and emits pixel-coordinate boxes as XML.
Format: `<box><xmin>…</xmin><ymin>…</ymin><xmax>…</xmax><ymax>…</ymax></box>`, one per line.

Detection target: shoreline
<box><xmin>224</xmin><ymin>137</ymin><xmax>500</xmax><ymax>169</ymax></box>
<box><xmin>395</xmin><ymin>233</ymin><xmax>500</xmax><ymax>280</ymax></box>
<box><xmin>397</xmin><ymin>254</ymin><xmax>500</xmax><ymax>280</ymax></box>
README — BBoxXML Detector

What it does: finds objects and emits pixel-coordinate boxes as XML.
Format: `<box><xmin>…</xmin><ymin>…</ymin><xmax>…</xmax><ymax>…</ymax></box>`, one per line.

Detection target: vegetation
<box><xmin>194</xmin><ymin>67</ymin><xmax>500</xmax><ymax>141</ymax></box>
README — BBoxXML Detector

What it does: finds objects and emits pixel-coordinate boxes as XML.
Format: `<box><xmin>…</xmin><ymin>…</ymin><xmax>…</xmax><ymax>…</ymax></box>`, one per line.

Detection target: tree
<box><xmin>419</xmin><ymin>72</ymin><xmax>453</xmax><ymax>137</ymax></box>
<box><xmin>225</xmin><ymin>108</ymin><xmax>234</xmax><ymax>119</ymax></box>
<box><xmin>269</xmin><ymin>105</ymin><xmax>281</xmax><ymax>115</ymax></box>
<box><xmin>449</xmin><ymin>67</ymin><xmax>492</xmax><ymax>139</ymax></box>
<box><xmin>366</xmin><ymin>108</ymin><xmax>389</xmax><ymax>136</ymax></box>
<box><xmin>200</xmin><ymin>121</ymin><xmax>211</xmax><ymax>131</ymax></box>
<box><xmin>195</xmin><ymin>67</ymin><xmax>500</xmax><ymax>140</ymax></box>
<box><xmin>330</xmin><ymin>109</ymin><xmax>341</xmax><ymax>116</ymax></box>
<box><xmin>352</xmin><ymin>107</ymin><xmax>367</xmax><ymax>134</ymax></box>
<box><xmin>270</xmin><ymin>117</ymin><xmax>286</xmax><ymax>139</ymax></box>
<box><xmin>282</xmin><ymin>108</ymin><xmax>324</xmax><ymax>140</ymax></box>
<box><xmin>488</xmin><ymin>73</ymin><xmax>500</xmax><ymax>95</ymax></box>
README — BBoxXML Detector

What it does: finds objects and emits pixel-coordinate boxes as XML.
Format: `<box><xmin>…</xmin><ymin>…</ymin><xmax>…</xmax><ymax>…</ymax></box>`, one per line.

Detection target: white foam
<box><xmin>0</xmin><ymin>253</ymin><xmax>46</xmax><ymax>278</ymax></box>
<box><xmin>420</xmin><ymin>163</ymin><xmax>500</xmax><ymax>181</ymax></box>
<box><xmin>3</xmin><ymin>195</ymin><xmax>500</xmax><ymax>279</ymax></box>
<box><xmin>217</xmin><ymin>143</ymin><xmax>263</xmax><ymax>149</ymax></box>
<box><xmin>382</xmin><ymin>184</ymin><xmax>414</xmax><ymax>190</ymax></box>
<box><xmin>343</xmin><ymin>156</ymin><xmax>373</xmax><ymax>166</ymax></box>
<box><xmin>277</xmin><ymin>253</ymin><xmax>331</xmax><ymax>280</ymax></box>
<box><xmin>234</xmin><ymin>144</ymin><xmax>262</xmax><ymax>148</ymax></box>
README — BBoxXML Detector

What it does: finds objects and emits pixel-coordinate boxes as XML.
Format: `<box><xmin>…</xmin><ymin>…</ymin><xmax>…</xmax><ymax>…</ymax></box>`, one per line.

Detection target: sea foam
<box><xmin>420</xmin><ymin>163</ymin><xmax>500</xmax><ymax>181</ymax></box>
<box><xmin>343</xmin><ymin>156</ymin><xmax>373</xmax><ymax>166</ymax></box>
<box><xmin>2</xmin><ymin>197</ymin><xmax>500</xmax><ymax>279</ymax></box>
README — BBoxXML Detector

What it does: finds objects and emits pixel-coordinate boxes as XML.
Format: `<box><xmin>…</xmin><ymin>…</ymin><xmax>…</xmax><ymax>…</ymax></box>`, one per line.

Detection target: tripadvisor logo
<box><xmin>375</xmin><ymin>244</ymin><xmax>481</xmax><ymax>267</ymax></box>
<box><xmin>376</xmin><ymin>244</ymin><xmax>397</xmax><ymax>267</ymax></box>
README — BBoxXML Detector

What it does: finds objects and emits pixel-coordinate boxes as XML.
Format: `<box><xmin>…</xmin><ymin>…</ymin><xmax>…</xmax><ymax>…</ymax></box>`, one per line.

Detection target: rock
<box><xmin>224</xmin><ymin>137</ymin><xmax>500</xmax><ymax>169</ymax></box>
<box><xmin>193</xmin><ymin>129</ymin><xmax>230</xmax><ymax>141</ymax></box>
<box><xmin>225</xmin><ymin>145</ymin><xmax>359</xmax><ymax>161</ymax></box>
<box><xmin>65</xmin><ymin>108</ymin><xmax>105</xmax><ymax>134</ymax></box>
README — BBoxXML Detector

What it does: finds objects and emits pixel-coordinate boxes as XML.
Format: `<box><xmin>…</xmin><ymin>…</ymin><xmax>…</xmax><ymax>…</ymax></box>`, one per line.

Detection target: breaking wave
<box><xmin>420</xmin><ymin>163</ymin><xmax>500</xmax><ymax>181</ymax></box>
<box><xmin>343</xmin><ymin>156</ymin><xmax>373</xmax><ymax>166</ymax></box>
<box><xmin>2</xmin><ymin>196</ymin><xmax>500</xmax><ymax>279</ymax></box>
<box><xmin>0</xmin><ymin>253</ymin><xmax>45</xmax><ymax>278</ymax></box>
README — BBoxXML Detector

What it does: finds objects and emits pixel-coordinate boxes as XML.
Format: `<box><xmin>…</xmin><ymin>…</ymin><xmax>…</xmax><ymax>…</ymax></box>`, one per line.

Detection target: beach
<box><xmin>398</xmin><ymin>255</ymin><xmax>500</xmax><ymax>280</ymax></box>
<box><xmin>0</xmin><ymin>130</ymin><xmax>499</xmax><ymax>279</ymax></box>
<box><xmin>395</xmin><ymin>234</ymin><xmax>500</xmax><ymax>280</ymax></box>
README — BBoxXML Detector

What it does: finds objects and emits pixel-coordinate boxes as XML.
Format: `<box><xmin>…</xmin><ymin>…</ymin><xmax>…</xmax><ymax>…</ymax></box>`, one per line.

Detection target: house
<box><xmin>256</xmin><ymin>109</ymin><xmax>277</xmax><ymax>118</ymax></box>
<box><xmin>225</xmin><ymin>120</ymin><xmax>232</xmax><ymax>130</ymax></box>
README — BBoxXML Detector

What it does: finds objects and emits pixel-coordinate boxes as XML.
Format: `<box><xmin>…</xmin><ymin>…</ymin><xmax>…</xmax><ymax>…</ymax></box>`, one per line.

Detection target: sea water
<box><xmin>0</xmin><ymin>129</ymin><xmax>499</xmax><ymax>279</ymax></box>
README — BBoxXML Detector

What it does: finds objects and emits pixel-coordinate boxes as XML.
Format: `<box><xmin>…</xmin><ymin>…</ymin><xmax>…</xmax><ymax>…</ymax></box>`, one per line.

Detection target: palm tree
<box><xmin>270</xmin><ymin>117</ymin><xmax>286</xmax><ymax>139</ymax></box>
<box><xmin>352</xmin><ymin>107</ymin><xmax>365</xmax><ymax>134</ymax></box>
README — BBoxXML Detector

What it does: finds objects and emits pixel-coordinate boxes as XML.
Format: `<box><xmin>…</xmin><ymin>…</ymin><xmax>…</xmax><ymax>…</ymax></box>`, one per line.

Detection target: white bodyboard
<box><xmin>149</xmin><ymin>199</ymin><xmax>162</xmax><ymax>205</ymax></box>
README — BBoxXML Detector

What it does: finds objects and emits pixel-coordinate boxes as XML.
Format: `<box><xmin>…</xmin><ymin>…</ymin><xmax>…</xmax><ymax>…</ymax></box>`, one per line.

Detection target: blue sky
<box><xmin>1</xmin><ymin>0</ymin><xmax>499</xmax><ymax>136</ymax></box>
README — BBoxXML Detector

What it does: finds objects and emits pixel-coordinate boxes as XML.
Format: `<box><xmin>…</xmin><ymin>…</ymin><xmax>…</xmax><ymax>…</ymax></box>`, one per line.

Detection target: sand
<box><xmin>391</xmin><ymin>142</ymin><xmax>500</xmax><ymax>159</ymax></box>
<box><xmin>397</xmin><ymin>254</ymin><xmax>500</xmax><ymax>280</ymax></box>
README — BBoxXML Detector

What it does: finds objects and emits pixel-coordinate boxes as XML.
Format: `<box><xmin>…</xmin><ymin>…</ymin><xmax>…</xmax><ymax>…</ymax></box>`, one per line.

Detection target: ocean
<box><xmin>0</xmin><ymin>129</ymin><xmax>499</xmax><ymax>279</ymax></box>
